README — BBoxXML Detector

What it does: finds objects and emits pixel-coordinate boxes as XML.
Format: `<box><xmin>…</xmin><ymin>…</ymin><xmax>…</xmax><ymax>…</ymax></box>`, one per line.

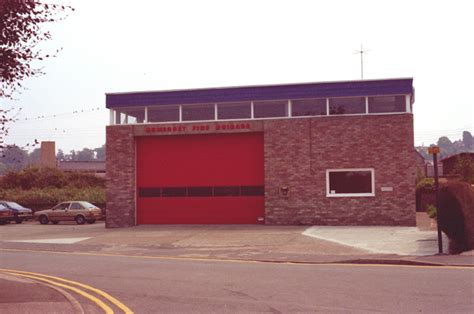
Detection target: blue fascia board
<box><xmin>106</xmin><ymin>78</ymin><xmax>413</xmax><ymax>109</ymax></box>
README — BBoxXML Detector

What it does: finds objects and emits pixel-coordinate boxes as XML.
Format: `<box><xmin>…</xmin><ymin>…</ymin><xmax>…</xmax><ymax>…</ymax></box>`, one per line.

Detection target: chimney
<box><xmin>40</xmin><ymin>141</ymin><xmax>57</xmax><ymax>168</ymax></box>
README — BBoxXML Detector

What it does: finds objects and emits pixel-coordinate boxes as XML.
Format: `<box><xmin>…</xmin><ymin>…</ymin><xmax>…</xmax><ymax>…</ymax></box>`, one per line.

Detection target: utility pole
<box><xmin>354</xmin><ymin>44</ymin><xmax>369</xmax><ymax>79</ymax></box>
<box><xmin>428</xmin><ymin>145</ymin><xmax>443</xmax><ymax>254</ymax></box>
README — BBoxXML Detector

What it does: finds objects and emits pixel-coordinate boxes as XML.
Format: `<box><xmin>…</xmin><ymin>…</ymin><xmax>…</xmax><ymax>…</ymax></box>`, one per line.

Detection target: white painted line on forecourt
<box><xmin>4</xmin><ymin>237</ymin><xmax>91</xmax><ymax>244</ymax></box>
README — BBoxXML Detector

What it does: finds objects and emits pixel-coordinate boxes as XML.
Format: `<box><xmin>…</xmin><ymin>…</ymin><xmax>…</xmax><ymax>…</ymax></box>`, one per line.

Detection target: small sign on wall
<box><xmin>381</xmin><ymin>187</ymin><xmax>393</xmax><ymax>192</ymax></box>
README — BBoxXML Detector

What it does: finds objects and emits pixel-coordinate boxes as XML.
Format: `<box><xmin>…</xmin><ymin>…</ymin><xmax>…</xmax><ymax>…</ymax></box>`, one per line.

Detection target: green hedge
<box><xmin>416</xmin><ymin>178</ymin><xmax>436</xmax><ymax>212</ymax></box>
<box><xmin>439</xmin><ymin>181</ymin><xmax>474</xmax><ymax>253</ymax></box>
<box><xmin>0</xmin><ymin>166</ymin><xmax>105</xmax><ymax>190</ymax></box>
<box><xmin>416</xmin><ymin>177</ymin><xmax>435</xmax><ymax>192</ymax></box>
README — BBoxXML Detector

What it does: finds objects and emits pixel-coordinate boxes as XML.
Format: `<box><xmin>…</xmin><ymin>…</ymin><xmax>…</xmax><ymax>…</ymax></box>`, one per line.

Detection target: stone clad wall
<box><xmin>264</xmin><ymin>114</ymin><xmax>416</xmax><ymax>226</ymax></box>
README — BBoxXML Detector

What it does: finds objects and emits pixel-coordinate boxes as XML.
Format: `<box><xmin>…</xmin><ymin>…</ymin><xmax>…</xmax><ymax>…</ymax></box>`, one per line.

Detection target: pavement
<box><xmin>0</xmin><ymin>272</ymin><xmax>93</xmax><ymax>314</ymax></box>
<box><xmin>0</xmin><ymin>213</ymin><xmax>472</xmax><ymax>266</ymax></box>
<box><xmin>0</xmin><ymin>212</ymin><xmax>473</xmax><ymax>312</ymax></box>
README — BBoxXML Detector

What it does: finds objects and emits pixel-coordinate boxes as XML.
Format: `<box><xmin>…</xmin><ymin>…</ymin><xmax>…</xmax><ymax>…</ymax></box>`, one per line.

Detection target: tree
<box><xmin>0</xmin><ymin>0</ymin><xmax>74</xmax><ymax>98</ymax></box>
<box><xmin>454</xmin><ymin>155</ymin><xmax>474</xmax><ymax>184</ymax></box>
<box><xmin>56</xmin><ymin>149</ymin><xmax>65</xmax><ymax>161</ymax></box>
<box><xmin>462</xmin><ymin>131</ymin><xmax>473</xmax><ymax>151</ymax></box>
<box><xmin>28</xmin><ymin>147</ymin><xmax>41</xmax><ymax>164</ymax></box>
<box><xmin>1</xmin><ymin>1</ymin><xmax>73</xmax><ymax>162</ymax></box>
<box><xmin>68</xmin><ymin>150</ymin><xmax>77</xmax><ymax>161</ymax></box>
<box><xmin>1</xmin><ymin>145</ymin><xmax>28</xmax><ymax>172</ymax></box>
<box><xmin>1</xmin><ymin>107</ymin><xmax>39</xmax><ymax>166</ymax></box>
<box><xmin>94</xmin><ymin>144</ymin><xmax>105</xmax><ymax>161</ymax></box>
<box><xmin>61</xmin><ymin>146</ymin><xmax>105</xmax><ymax>161</ymax></box>
<box><xmin>0</xmin><ymin>161</ymin><xmax>8</xmax><ymax>175</ymax></box>
<box><xmin>437</xmin><ymin>136</ymin><xmax>455</xmax><ymax>158</ymax></box>
<box><xmin>76</xmin><ymin>148</ymin><xmax>95</xmax><ymax>161</ymax></box>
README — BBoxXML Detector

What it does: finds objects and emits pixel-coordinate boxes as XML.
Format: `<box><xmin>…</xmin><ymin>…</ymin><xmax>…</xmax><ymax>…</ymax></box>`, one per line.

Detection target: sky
<box><xmin>2</xmin><ymin>0</ymin><xmax>473</xmax><ymax>153</ymax></box>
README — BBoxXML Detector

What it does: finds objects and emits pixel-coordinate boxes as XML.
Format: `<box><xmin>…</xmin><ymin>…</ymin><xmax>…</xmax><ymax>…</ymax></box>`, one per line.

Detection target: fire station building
<box><xmin>105</xmin><ymin>78</ymin><xmax>416</xmax><ymax>228</ymax></box>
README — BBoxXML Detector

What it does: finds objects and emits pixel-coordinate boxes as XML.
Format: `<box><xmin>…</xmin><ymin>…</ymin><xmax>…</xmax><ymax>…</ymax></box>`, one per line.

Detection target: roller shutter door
<box><xmin>136</xmin><ymin>133</ymin><xmax>264</xmax><ymax>224</ymax></box>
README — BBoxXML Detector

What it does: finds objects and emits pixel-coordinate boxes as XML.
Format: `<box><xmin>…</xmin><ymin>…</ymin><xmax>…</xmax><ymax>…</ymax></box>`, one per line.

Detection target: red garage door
<box><xmin>136</xmin><ymin>132</ymin><xmax>264</xmax><ymax>224</ymax></box>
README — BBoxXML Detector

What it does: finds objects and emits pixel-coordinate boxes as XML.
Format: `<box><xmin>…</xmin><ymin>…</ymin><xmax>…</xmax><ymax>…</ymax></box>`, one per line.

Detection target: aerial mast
<box><xmin>354</xmin><ymin>44</ymin><xmax>369</xmax><ymax>79</ymax></box>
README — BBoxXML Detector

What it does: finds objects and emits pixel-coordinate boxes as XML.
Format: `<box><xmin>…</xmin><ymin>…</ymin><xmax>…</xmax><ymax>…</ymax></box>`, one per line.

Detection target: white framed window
<box><xmin>114</xmin><ymin>107</ymin><xmax>145</xmax><ymax>124</ymax></box>
<box><xmin>253</xmin><ymin>100</ymin><xmax>288</xmax><ymax>118</ymax></box>
<box><xmin>328</xmin><ymin>97</ymin><xmax>366</xmax><ymax>115</ymax></box>
<box><xmin>291</xmin><ymin>98</ymin><xmax>327</xmax><ymax>117</ymax></box>
<box><xmin>182</xmin><ymin>103</ymin><xmax>215</xmax><ymax>121</ymax></box>
<box><xmin>217</xmin><ymin>102</ymin><xmax>251</xmax><ymax>120</ymax></box>
<box><xmin>148</xmin><ymin>105</ymin><xmax>180</xmax><ymax>122</ymax></box>
<box><xmin>368</xmin><ymin>95</ymin><xmax>406</xmax><ymax>113</ymax></box>
<box><xmin>326</xmin><ymin>168</ymin><xmax>375</xmax><ymax>197</ymax></box>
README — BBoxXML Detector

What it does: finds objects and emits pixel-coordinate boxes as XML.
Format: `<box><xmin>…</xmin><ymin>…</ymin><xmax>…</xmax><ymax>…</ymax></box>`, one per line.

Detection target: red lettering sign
<box><xmin>145</xmin><ymin>123</ymin><xmax>251</xmax><ymax>134</ymax></box>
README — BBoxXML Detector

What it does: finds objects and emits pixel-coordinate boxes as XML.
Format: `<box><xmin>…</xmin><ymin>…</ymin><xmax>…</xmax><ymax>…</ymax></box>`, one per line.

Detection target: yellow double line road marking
<box><xmin>0</xmin><ymin>268</ymin><xmax>133</xmax><ymax>314</ymax></box>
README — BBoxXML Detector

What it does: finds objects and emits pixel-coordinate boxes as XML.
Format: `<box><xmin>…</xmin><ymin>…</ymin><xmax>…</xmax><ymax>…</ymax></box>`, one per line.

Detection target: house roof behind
<box><xmin>106</xmin><ymin>78</ymin><xmax>414</xmax><ymax>109</ymax></box>
<box><xmin>58</xmin><ymin>161</ymin><xmax>105</xmax><ymax>172</ymax></box>
<box><xmin>441</xmin><ymin>152</ymin><xmax>474</xmax><ymax>163</ymax></box>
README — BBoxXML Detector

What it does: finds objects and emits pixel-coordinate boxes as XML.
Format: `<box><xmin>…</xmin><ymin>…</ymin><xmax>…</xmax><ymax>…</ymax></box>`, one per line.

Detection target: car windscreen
<box><xmin>5</xmin><ymin>202</ymin><xmax>25</xmax><ymax>210</ymax></box>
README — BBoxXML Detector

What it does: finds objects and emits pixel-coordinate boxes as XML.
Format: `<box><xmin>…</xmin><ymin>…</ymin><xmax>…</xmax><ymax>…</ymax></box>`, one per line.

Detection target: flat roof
<box><xmin>106</xmin><ymin>78</ymin><xmax>414</xmax><ymax>109</ymax></box>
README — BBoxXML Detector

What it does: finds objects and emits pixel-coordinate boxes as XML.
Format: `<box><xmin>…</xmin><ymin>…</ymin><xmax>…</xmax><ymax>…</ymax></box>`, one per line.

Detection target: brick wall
<box><xmin>106</xmin><ymin>125</ymin><xmax>136</xmax><ymax>227</ymax></box>
<box><xmin>264</xmin><ymin>114</ymin><xmax>416</xmax><ymax>226</ymax></box>
<box><xmin>106</xmin><ymin>114</ymin><xmax>416</xmax><ymax>227</ymax></box>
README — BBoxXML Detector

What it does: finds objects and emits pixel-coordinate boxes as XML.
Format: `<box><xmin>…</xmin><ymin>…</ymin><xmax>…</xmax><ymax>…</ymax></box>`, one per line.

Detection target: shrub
<box><xmin>453</xmin><ymin>155</ymin><xmax>474</xmax><ymax>183</ymax></box>
<box><xmin>415</xmin><ymin>167</ymin><xmax>426</xmax><ymax>185</ymax></box>
<box><xmin>415</xmin><ymin>178</ymin><xmax>436</xmax><ymax>212</ymax></box>
<box><xmin>416</xmin><ymin>177</ymin><xmax>435</xmax><ymax>192</ymax></box>
<box><xmin>66</xmin><ymin>172</ymin><xmax>105</xmax><ymax>188</ymax></box>
<box><xmin>439</xmin><ymin>182</ymin><xmax>474</xmax><ymax>254</ymax></box>
<box><xmin>426</xmin><ymin>204</ymin><xmax>437</xmax><ymax>219</ymax></box>
<box><xmin>0</xmin><ymin>166</ymin><xmax>105</xmax><ymax>189</ymax></box>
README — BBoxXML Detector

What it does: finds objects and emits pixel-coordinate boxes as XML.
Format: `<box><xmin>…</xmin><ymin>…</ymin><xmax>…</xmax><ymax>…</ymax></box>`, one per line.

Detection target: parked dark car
<box><xmin>0</xmin><ymin>204</ymin><xmax>14</xmax><ymax>225</ymax></box>
<box><xmin>0</xmin><ymin>201</ymin><xmax>33</xmax><ymax>224</ymax></box>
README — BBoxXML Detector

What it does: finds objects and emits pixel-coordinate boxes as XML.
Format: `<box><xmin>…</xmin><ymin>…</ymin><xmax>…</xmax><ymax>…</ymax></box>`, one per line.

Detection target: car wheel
<box><xmin>15</xmin><ymin>217</ymin><xmax>23</xmax><ymax>224</ymax></box>
<box><xmin>52</xmin><ymin>221</ymin><xmax>59</xmax><ymax>225</ymax></box>
<box><xmin>75</xmin><ymin>215</ymin><xmax>86</xmax><ymax>225</ymax></box>
<box><xmin>39</xmin><ymin>215</ymin><xmax>49</xmax><ymax>225</ymax></box>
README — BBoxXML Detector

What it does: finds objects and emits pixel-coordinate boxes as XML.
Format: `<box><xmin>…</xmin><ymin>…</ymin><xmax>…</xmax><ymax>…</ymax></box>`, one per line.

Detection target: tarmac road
<box><xmin>1</xmin><ymin>249</ymin><xmax>473</xmax><ymax>313</ymax></box>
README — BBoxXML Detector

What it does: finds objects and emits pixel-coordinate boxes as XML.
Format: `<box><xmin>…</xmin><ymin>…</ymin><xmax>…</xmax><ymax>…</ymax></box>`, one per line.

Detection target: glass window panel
<box><xmin>162</xmin><ymin>187</ymin><xmax>187</xmax><ymax>197</ymax></box>
<box><xmin>241</xmin><ymin>186</ymin><xmax>265</xmax><ymax>196</ymax></box>
<box><xmin>328</xmin><ymin>171</ymin><xmax>373</xmax><ymax>195</ymax></box>
<box><xmin>292</xmin><ymin>99</ymin><xmax>327</xmax><ymax>116</ymax></box>
<box><xmin>115</xmin><ymin>112</ymin><xmax>126</xmax><ymax>125</ymax></box>
<box><xmin>115</xmin><ymin>107</ymin><xmax>145</xmax><ymax>124</ymax></box>
<box><xmin>182</xmin><ymin>104</ymin><xmax>214</xmax><ymax>121</ymax></box>
<box><xmin>253</xmin><ymin>100</ymin><xmax>288</xmax><ymax>118</ymax></box>
<box><xmin>188</xmin><ymin>187</ymin><xmax>213</xmax><ymax>197</ymax></box>
<box><xmin>53</xmin><ymin>203</ymin><xmax>70</xmax><ymax>210</ymax></box>
<box><xmin>70</xmin><ymin>202</ymin><xmax>83</xmax><ymax>210</ymax></box>
<box><xmin>138</xmin><ymin>188</ymin><xmax>161</xmax><ymax>198</ymax></box>
<box><xmin>217</xmin><ymin>102</ymin><xmax>251</xmax><ymax>120</ymax></box>
<box><xmin>329</xmin><ymin>97</ymin><xmax>366</xmax><ymax>115</ymax></box>
<box><xmin>148</xmin><ymin>106</ymin><xmax>179</xmax><ymax>122</ymax></box>
<box><xmin>368</xmin><ymin>95</ymin><xmax>406</xmax><ymax>113</ymax></box>
<box><xmin>214</xmin><ymin>186</ymin><xmax>240</xmax><ymax>196</ymax></box>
